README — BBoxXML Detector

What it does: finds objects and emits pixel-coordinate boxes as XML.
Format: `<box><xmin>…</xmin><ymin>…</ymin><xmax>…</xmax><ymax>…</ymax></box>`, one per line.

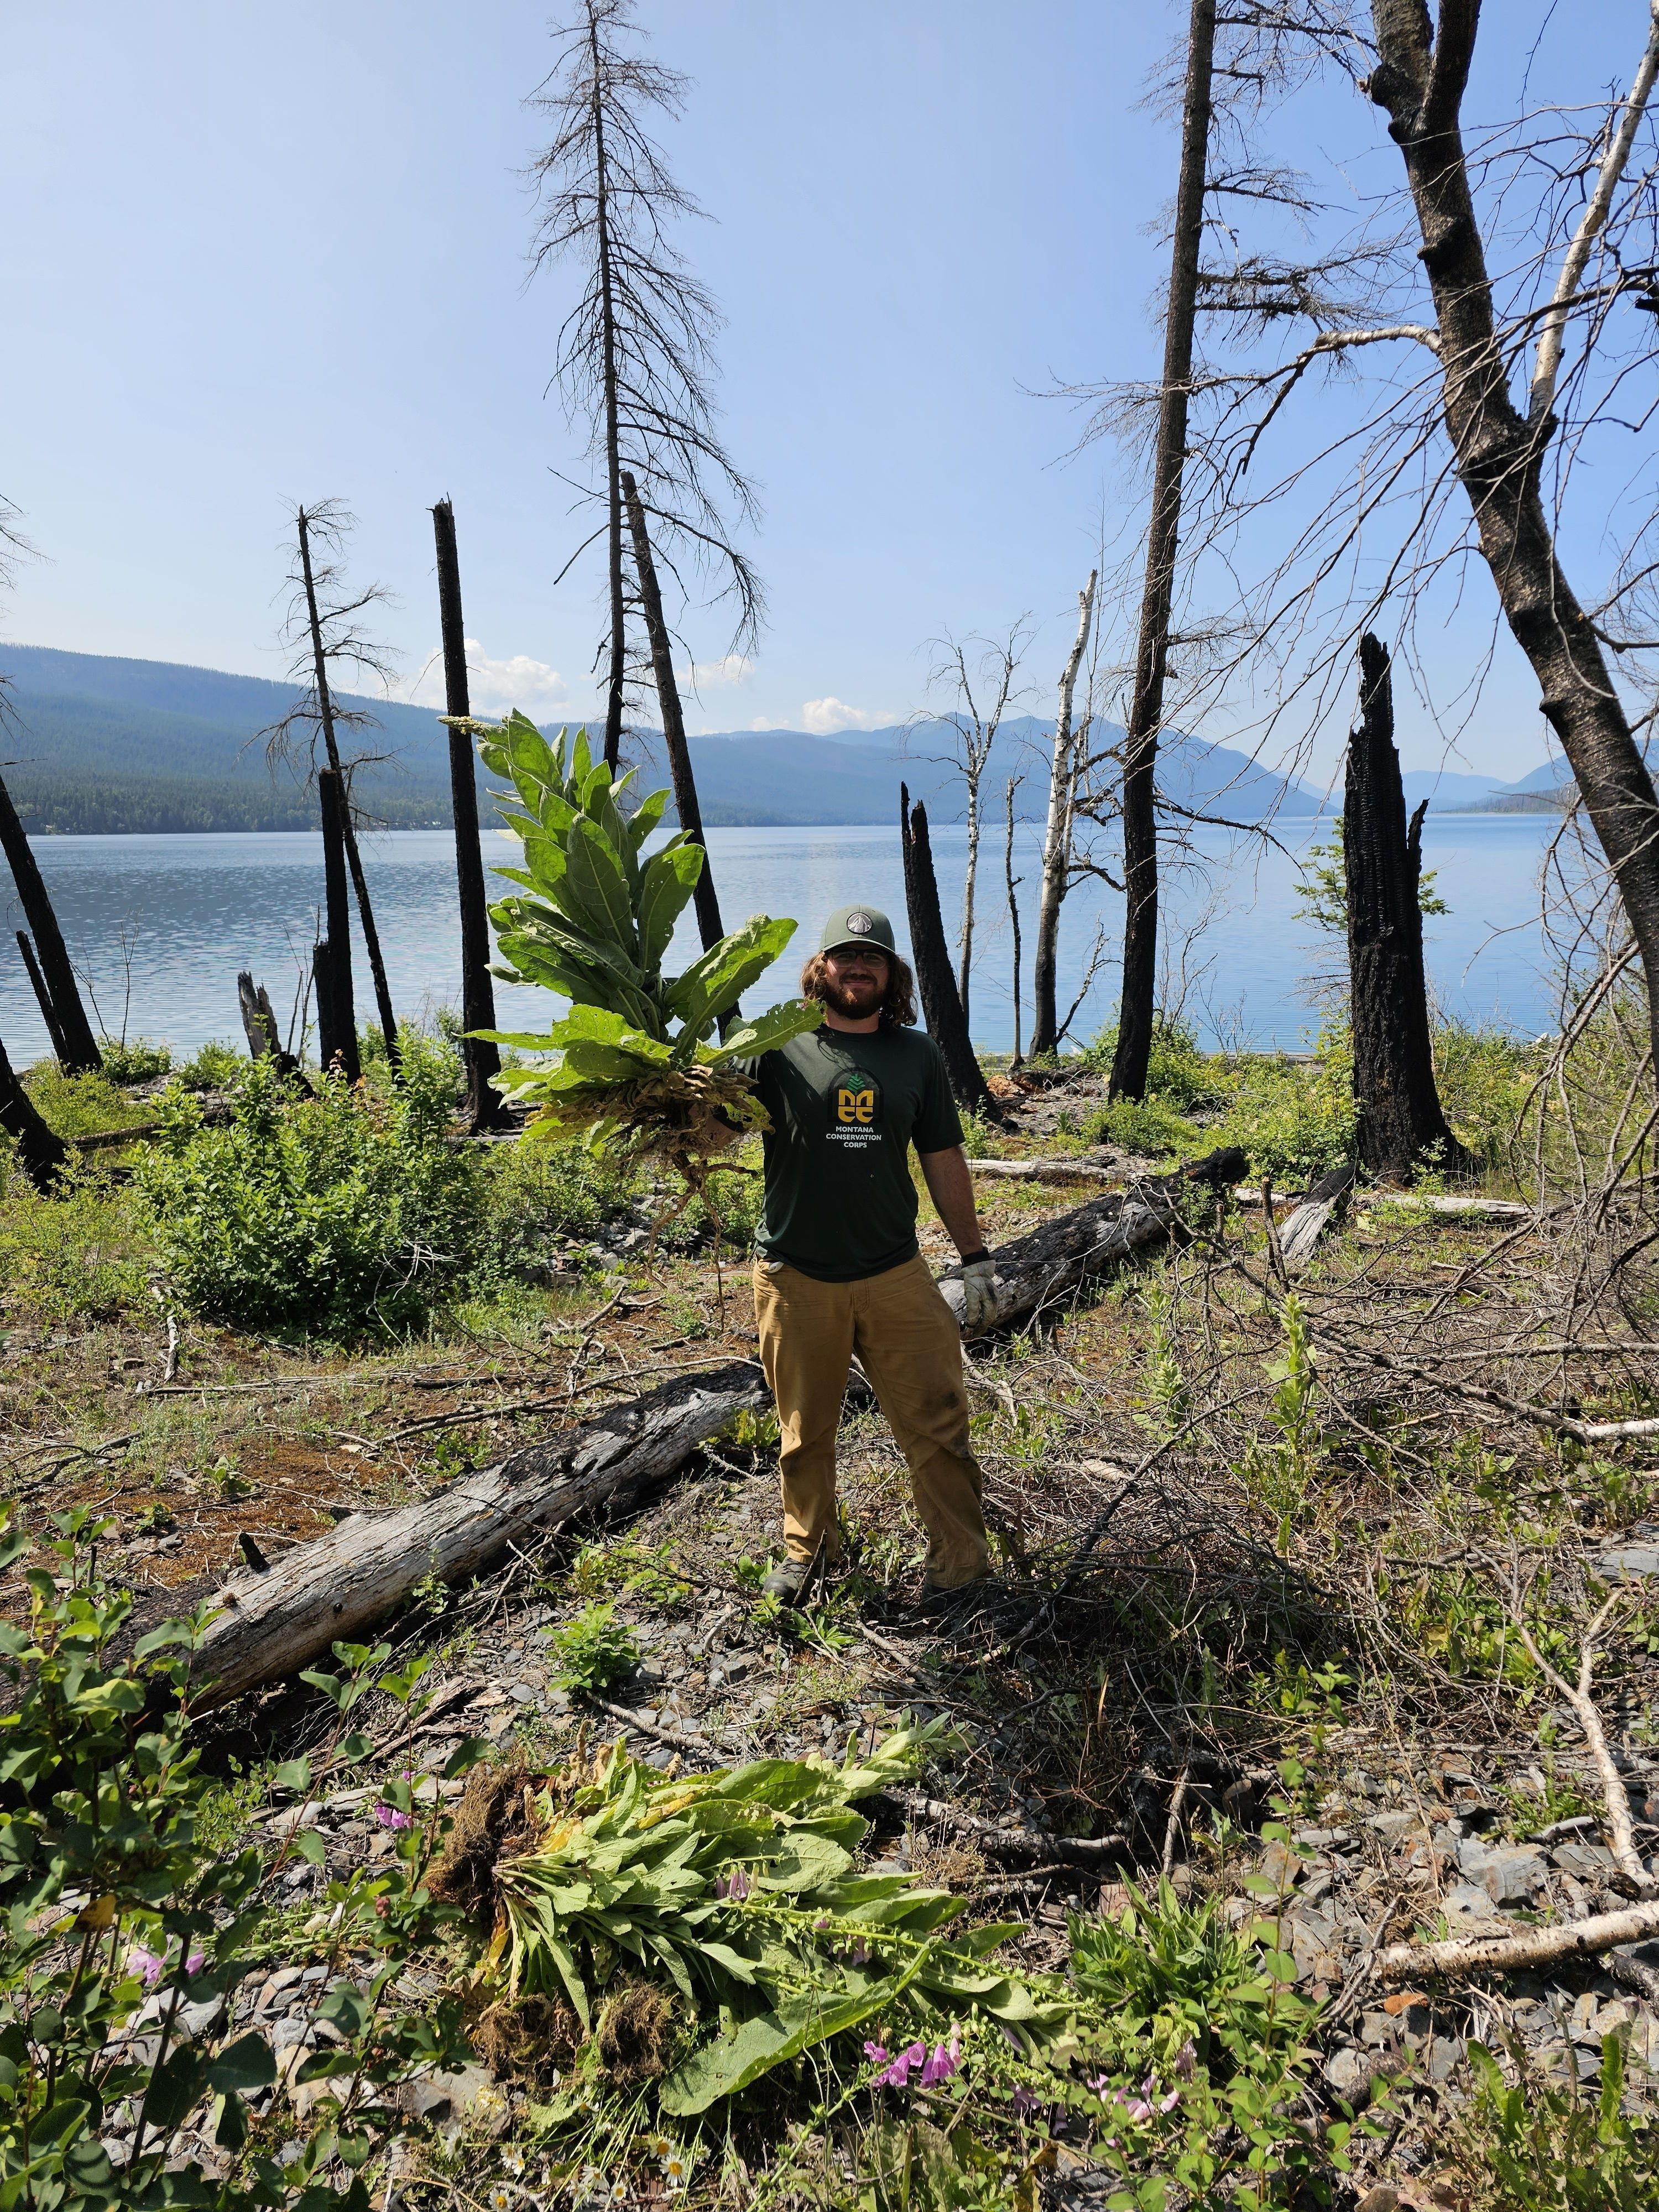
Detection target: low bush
<box><xmin>0</xmin><ymin>1157</ymin><xmax>150</xmax><ymax>1322</ymax></box>
<box><xmin>1082</xmin><ymin>1018</ymin><xmax>1222</xmax><ymax>1110</ymax></box>
<box><xmin>174</xmin><ymin>1039</ymin><xmax>246</xmax><ymax>1092</ymax></box>
<box><xmin>543</xmin><ymin>1601</ymin><xmax>643</xmax><ymax>1691</ymax></box>
<box><xmin>1086</xmin><ymin>1093</ymin><xmax>1202</xmax><ymax>1162</ymax></box>
<box><xmin>98</xmin><ymin>1036</ymin><xmax>173</xmax><ymax>1084</ymax></box>
<box><xmin>139</xmin><ymin>1039</ymin><xmax>491</xmax><ymax>1338</ymax></box>
<box><xmin>20</xmin><ymin>1064</ymin><xmax>158</xmax><ymax>1140</ymax></box>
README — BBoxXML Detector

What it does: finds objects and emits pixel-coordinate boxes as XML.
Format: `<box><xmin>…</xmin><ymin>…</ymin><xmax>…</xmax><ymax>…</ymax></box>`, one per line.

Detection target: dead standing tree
<box><xmin>528</xmin><ymin>0</ymin><xmax>762</xmax><ymax>793</ymax></box>
<box><xmin>431</xmin><ymin>500</ymin><xmax>507</xmax><ymax>1131</ymax></box>
<box><xmin>621</xmin><ymin>468</ymin><xmax>723</xmax><ymax>951</ymax></box>
<box><xmin>1345</xmin><ymin>633</ymin><xmax>1469</xmax><ymax>1181</ymax></box>
<box><xmin>900</xmin><ymin>784</ymin><xmax>999</xmax><ymax>1122</ymax></box>
<box><xmin>910</xmin><ymin>621</ymin><xmax>1031</xmax><ymax>1033</ymax></box>
<box><xmin>1030</xmin><ymin>571</ymin><xmax>1098</xmax><ymax>1057</ymax></box>
<box><xmin>263</xmin><ymin>503</ymin><xmax>400</xmax><ymax>1069</ymax></box>
<box><xmin>1108</xmin><ymin>0</ymin><xmax>1217</xmax><ymax>1106</ymax></box>
<box><xmin>1360</xmin><ymin>0</ymin><xmax>1659</xmax><ymax>1079</ymax></box>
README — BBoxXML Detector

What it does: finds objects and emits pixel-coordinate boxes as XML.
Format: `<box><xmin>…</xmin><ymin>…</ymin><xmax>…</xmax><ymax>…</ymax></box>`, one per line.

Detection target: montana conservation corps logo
<box><xmin>830</xmin><ymin>1065</ymin><xmax>881</xmax><ymax>1145</ymax></box>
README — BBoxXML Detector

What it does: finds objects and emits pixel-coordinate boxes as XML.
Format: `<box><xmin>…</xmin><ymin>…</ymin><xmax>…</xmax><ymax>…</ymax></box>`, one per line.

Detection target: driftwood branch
<box><xmin>965</xmin><ymin>1157</ymin><xmax>1117</xmax><ymax>1186</ymax></box>
<box><xmin>1279</xmin><ymin>1162</ymin><xmax>1357</xmax><ymax>1274</ymax></box>
<box><xmin>1511</xmin><ymin>1585</ymin><xmax>1653</xmax><ymax>1896</ymax></box>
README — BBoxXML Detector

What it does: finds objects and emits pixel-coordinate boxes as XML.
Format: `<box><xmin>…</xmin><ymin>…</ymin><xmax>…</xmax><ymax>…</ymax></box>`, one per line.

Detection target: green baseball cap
<box><xmin>818</xmin><ymin>903</ymin><xmax>896</xmax><ymax>956</ymax></box>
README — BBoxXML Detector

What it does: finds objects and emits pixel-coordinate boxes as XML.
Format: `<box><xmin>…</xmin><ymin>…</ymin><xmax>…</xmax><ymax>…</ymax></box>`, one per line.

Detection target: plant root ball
<box><xmin>597</xmin><ymin>1982</ymin><xmax>678</xmax><ymax>2081</ymax></box>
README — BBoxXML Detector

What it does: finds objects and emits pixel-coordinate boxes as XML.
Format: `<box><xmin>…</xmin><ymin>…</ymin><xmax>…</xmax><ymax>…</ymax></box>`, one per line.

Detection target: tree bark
<box><xmin>0</xmin><ymin>770</ymin><xmax>101</xmax><ymax>1073</ymax></box>
<box><xmin>900</xmin><ymin>784</ymin><xmax>998</xmax><ymax>1120</ymax></box>
<box><xmin>958</xmin><ymin>775</ymin><xmax>981</xmax><ymax>1030</ymax></box>
<box><xmin>316</xmin><ymin>768</ymin><xmax>360</xmax><ymax>1083</ymax></box>
<box><xmin>431</xmin><ymin>499</ymin><xmax>507</xmax><ymax>1131</ymax></box>
<box><xmin>16</xmin><ymin>932</ymin><xmax>69</xmax><ymax>1065</ymax></box>
<box><xmin>621</xmin><ymin>469</ymin><xmax>724</xmax><ymax>952</ymax></box>
<box><xmin>1366</xmin><ymin>0</ymin><xmax>1659</xmax><ymax>1077</ymax></box>
<box><xmin>296</xmin><ymin>508</ymin><xmax>399</xmax><ymax>1066</ymax></box>
<box><xmin>1031</xmin><ymin>572</ymin><xmax>1098</xmax><ymax>1057</ymax></box>
<box><xmin>590</xmin><ymin>9</ymin><xmax>627</xmax><ymax>774</ymax></box>
<box><xmin>0</xmin><ymin>1029</ymin><xmax>69</xmax><ymax>1190</ymax></box>
<box><xmin>1345</xmin><ymin>634</ymin><xmax>1470</xmax><ymax>1181</ymax></box>
<box><xmin>1109</xmin><ymin>0</ymin><xmax>1217</xmax><ymax>1103</ymax></box>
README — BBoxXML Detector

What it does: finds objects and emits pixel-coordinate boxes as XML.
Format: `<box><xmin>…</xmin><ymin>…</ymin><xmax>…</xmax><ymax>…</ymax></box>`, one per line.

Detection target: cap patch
<box><xmin>844</xmin><ymin>910</ymin><xmax>873</xmax><ymax>935</ymax></box>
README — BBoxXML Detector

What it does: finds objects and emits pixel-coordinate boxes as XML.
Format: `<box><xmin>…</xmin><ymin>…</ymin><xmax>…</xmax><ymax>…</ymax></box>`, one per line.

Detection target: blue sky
<box><xmin>2</xmin><ymin>1</ymin><xmax>1648</xmax><ymax>780</ymax></box>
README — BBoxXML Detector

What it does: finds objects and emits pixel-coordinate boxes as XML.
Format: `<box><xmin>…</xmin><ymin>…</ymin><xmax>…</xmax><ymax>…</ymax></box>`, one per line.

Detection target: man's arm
<box><xmin>918</xmin><ymin>1145</ymin><xmax>988</xmax><ymax>1259</ymax></box>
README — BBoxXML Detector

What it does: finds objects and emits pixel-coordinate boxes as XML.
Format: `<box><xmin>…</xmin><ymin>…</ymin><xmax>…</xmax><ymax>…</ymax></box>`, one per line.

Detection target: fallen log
<box><xmin>187</xmin><ymin>1359</ymin><xmax>768</xmax><ymax>1708</ymax></box>
<box><xmin>1366</xmin><ymin>1192</ymin><xmax>1532</xmax><ymax>1220</ymax></box>
<box><xmin>1379</xmin><ymin>1897</ymin><xmax>1659</xmax><ymax>1983</ymax></box>
<box><xmin>937</xmin><ymin>1145</ymin><xmax>1246</xmax><ymax>1337</ymax></box>
<box><xmin>1279</xmin><ymin>1161</ymin><xmax>1357</xmax><ymax>1275</ymax></box>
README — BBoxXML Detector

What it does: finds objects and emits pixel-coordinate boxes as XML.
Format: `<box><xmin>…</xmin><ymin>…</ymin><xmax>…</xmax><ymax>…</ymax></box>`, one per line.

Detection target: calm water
<box><xmin>0</xmin><ymin>816</ymin><xmax>1563</xmax><ymax>1065</ymax></box>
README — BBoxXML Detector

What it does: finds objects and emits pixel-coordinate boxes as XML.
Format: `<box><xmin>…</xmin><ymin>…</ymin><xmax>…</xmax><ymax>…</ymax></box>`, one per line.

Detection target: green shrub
<box><xmin>139</xmin><ymin>1039</ymin><xmax>490</xmax><ymax>1339</ymax></box>
<box><xmin>97</xmin><ymin>1036</ymin><xmax>173</xmax><ymax>1084</ymax></box>
<box><xmin>542</xmin><ymin>1601</ymin><xmax>643</xmax><ymax>1691</ymax></box>
<box><xmin>173</xmin><ymin>1039</ymin><xmax>246</xmax><ymax>1092</ymax></box>
<box><xmin>19</xmin><ymin>1064</ymin><xmax>156</xmax><ymax>1140</ymax></box>
<box><xmin>1434</xmin><ymin>1021</ymin><xmax>1541</xmax><ymax>1171</ymax></box>
<box><xmin>1081</xmin><ymin>1018</ymin><xmax>1223</xmax><ymax>1109</ymax></box>
<box><xmin>1085</xmin><ymin>1094</ymin><xmax>1201</xmax><ymax>1161</ymax></box>
<box><xmin>482</xmin><ymin>1127</ymin><xmax>640</xmax><ymax>1259</ymax></box>
<box><xmin>1216</xmin><ymin>1037</ymin><xmax>1358</xmax><ymax>1183</ymax></box>
<box><xmin>0</xmin><ymin>1159</ymin><xmax>150</xmax><ymax>1321</ymax></box>
<box><xmin>1452</xmin><ymin>2034</ymin><xmax>1659</xmax><ymax>2209</ymax></box>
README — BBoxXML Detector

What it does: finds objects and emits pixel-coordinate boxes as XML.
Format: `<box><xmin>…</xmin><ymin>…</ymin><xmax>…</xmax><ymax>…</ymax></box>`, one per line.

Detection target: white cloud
<box><xmin>679</xmin><ymin>653</ymin><xmax>753</xmax><ymax>691</ymax></box>
<box><xmin>409</xmin><ymin>638</ymin><xmax>570</xmax><ymax>719</ymax></box>
<box><xmin>800</xmin><ymin>696</ymin><xmax>895</xmax><ymax>734</ymax></box>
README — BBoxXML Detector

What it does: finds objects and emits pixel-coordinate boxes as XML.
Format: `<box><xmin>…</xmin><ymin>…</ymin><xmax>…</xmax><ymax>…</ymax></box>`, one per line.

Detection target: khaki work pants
<box><xmin>752</xmin><ymin>1254</ymin><xmax>992</xmax><ymax>1590</ymax></box>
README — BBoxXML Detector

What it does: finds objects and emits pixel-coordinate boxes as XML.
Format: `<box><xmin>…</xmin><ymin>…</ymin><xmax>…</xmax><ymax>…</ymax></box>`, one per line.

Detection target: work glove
<box><xmin>958</xmin><ymin>1255</ymin><xmax>999</xmax><ymax>1333</ymax></box>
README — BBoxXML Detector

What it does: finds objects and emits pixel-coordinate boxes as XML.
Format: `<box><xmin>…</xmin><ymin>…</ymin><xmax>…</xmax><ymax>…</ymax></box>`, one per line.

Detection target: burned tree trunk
<box><xmin>900</xmin><ymin>784</ymin><xmax>998</xmax><ymax>1120</ymax></box>
<box><xmin>1108</xmin><ymin>0</ymin><xmax>1217</xmax><ymax>1103</ymax></box>
<box><xmin>431</xmin><ymin>500</ymin><xmax>507</xmax><ymax>1132</ymax></box>
<box><xmin>17</xmin><ymin>932</ymin><xmax>69</xmax><ymax>1064</ymax></box>
<box><xmin>1366</xmin><ymin>1</ymin><xmax>1659</xmax><ymax>1079</ymax></box>
<box><xmin>237</xmin><ymin>972</ymin><xmax>278</xmax><ymax>1059</ymax></box>
<box><xmin>621</xmin><ymin>469</ymin><xmax>724</xmax><ymax>953</ymax></box>
<box><xmin>295</xmin><ymin>508</ymin><xmax>399</xmax><ymax>1067</ymax></box>
<box><xmin>1030</xmin><ymin>572</ymin><xmax>1097</xmax><ymax>1057</ymax></box>
<box><xmin>316</xmin><ymin>769</ymin><xmax>360</xmax><ymax>1083</ymax></box>
<box><xmin>0</xmin><ymin>1030</ymin><xmax>68</xmax><ymax>1190</ymax></box>
<box><xmin>1345</xmin><ymin>635</ymin><xmax>1469</xmax><ymax>1183</ymax></box>
<box><xmin>0</xmin><ymin>771</ymin><xmax>101</xmax><ymax>1073</ymax></box>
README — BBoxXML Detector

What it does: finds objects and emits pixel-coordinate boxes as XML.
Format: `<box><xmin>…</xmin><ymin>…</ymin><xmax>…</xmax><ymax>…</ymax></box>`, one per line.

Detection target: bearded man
<box><xmin>743</xmin><ymin>903</ymin><xmax>999</xmax><ymax>1605</ymax></box>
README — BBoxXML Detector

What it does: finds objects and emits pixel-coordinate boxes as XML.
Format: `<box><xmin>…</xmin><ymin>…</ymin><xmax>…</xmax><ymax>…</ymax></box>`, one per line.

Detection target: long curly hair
<box><xmin>799</xmin><ymin>949</ymin><xmax>917</xmax><ymax>1030</ymax></box>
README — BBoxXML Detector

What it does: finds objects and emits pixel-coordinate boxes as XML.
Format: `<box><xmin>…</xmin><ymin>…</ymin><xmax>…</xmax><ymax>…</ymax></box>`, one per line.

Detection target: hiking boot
<box><xmin>916</xmin><ymin>1574</ymin><xmax>999</xmax><ymax>1623</ymax></box>
<box><xmin>760</xmin><ymin>1558</ymin><xmax>815</xmax><ymax>1602</ymax></box>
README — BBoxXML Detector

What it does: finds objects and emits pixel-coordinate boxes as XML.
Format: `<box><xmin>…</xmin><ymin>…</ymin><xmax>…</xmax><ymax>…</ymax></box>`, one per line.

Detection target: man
<box><xmin>745</xmin><ymin>903</ymin><xmax>1000</xmax><ymax>1604</ymax></box>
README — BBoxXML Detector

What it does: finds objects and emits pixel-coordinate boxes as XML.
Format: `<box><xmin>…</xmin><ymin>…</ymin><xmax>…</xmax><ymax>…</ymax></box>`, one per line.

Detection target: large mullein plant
<box><xmin>456</xmin><ymin>713</ymin><xmax>821</xmax><ymax>1165</ymax></box>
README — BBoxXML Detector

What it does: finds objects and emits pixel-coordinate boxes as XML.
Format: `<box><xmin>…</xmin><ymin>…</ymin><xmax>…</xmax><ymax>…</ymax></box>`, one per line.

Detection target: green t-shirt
<box><xmin>747</xmin><ymin>1025</ymin><xmax>964</xmax><ymax>1281</ymax></box>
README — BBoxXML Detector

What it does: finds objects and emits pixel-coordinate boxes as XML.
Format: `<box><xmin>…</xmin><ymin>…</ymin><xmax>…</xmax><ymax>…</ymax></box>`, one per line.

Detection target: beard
<box><xmin>821</xmin><ymin>971</ymin><xmax>885</xmax><ymax>1019</ymax></box>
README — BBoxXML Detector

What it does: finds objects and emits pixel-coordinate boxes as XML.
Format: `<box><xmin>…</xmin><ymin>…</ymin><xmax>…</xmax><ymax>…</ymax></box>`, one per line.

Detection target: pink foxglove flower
<box><xmin>918</xmin><ymin>2038</ymin><xmax>962</xmax><ymax>2088</ymax></box>
<box><xmin>184</xmin><ymin>1948</ymin><xmax>206</xmax><ymax>1978</ymax></box>
<box><xmin>873</xmin><ymin>2041</ymin><xmax>927</xmax><ymax>2089</ymax></box>
<box><xmin>863</xmin><ymin>2042</ymin><xmax>888</xmax><ymax>2065</ymax></box>
<box><xmin>375</xmin><ymin>1802</ymin><xmax>412</xmax><ymax>1830</ymax></box>
<box><xmin>129</xmin><ymin>1945</ymin><xmax>163</xmax><ymax>1990</ymax></box>
<box><xmin>714</xmin><ymin>1867</ymin><xmax>752</xmax><ymax>1901</ymax></box>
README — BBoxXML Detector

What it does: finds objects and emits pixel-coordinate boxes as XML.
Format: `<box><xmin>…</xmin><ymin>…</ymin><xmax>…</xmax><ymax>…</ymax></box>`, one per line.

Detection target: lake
<box><xmin>0</xmin><ymin>815</ymin><xmax>1564</xmax><ymax>1065</ymax></box>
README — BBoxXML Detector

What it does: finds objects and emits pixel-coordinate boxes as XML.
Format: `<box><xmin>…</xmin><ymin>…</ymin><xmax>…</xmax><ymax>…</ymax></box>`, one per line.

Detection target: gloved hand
<box><xmin>958</xmin><ymin>1255</ymin><xmax>999</xmax><ymax>1333</ymax></box>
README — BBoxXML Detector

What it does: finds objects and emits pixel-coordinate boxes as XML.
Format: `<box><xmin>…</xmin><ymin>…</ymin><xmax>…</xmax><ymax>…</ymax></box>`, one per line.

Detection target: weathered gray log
<box><xmin>188</xmin><ymin>1359</ymin><xmax>769</xmax><ymax>1707</ymax></box>
<box><xmin>1279</xmin><ymin>1162</ymin><xmax>1357</xmax><ymax>1274</ymax></box>
<box><xmin>937</xmin><ymin>1145</ymin><xmax>1246</xmax><ymax>1338</ymax></box>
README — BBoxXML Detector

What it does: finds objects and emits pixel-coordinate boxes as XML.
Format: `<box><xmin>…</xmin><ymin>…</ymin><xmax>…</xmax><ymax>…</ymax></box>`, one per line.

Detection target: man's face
<box><xmin>822</xmin><ymin>945</ymin><xmax>890</xmax><ymax>1018</ymax></box>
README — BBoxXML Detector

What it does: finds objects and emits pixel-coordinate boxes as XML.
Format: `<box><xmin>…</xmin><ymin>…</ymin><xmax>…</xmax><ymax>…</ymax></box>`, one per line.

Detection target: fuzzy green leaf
<box><xmin>706</xmin><ymin>997</ymin><xmax>824</xmax><ymax>1064</ymax></box>
<box><xmin>638</xmin><ymin>842</ymin><xmax>704</xmax><ymax>971</ymax></box>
